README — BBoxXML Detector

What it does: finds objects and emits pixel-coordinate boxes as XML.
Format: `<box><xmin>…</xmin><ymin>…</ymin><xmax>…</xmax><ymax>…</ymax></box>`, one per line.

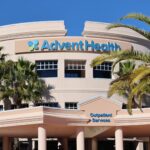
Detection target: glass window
<box><xmin>65</xmin><ymin>102</ymin><xmax>78</xmax><ymax>109</ymax></box>
<box><xmin>35</xmin><ymin>102</ymin><xmax>59</xmax><ymax>108</ymax></box>
<box><xmin>36</xmin><ymin>60</ymin><xmax>58</xmax><ymax>78</ymax></box>
<box><xmin>11</xmin><ymin>104</ymin><xmax>29</xmax><ymax>109</ymax></box>
<box><xmin>65</xmin><ymin>60</ymin><xmax>86</xmax><ymax>78</ymax></box>
<box><xmin>0</xmin><ymin>105</ymin><xmax>3</xmax><ymax>111</ymax></box>
<box><xmin>93</xmin><ymin>62</ymin><xmax>112</xmax><ymax>79</ymax></box>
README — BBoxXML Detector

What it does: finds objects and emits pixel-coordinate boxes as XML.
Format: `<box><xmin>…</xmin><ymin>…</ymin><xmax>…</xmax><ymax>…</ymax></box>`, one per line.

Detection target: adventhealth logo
<box><xmin>27</xmin><ymin>40</ymin><xmax>121</xmax><ymax>52</ymax></box>
<box><xmin>28</xmin><ymin>40</ymin><xmax>39</xmax><ymax>51</ymax></box>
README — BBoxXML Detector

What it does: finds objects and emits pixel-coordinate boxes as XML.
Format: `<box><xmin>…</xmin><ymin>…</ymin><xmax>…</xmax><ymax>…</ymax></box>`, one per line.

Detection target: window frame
<box><xmin>36</xmin><ymin>60</ymin><xmax>58</xmax><ymax>78</ymax></box>
<box><xmin>93</xmin><ymin>61</ymin><xmax>112</xmax><ymax>79</ymax></box>
<box><xmin>65</xmin><ymin>60</ymin><xmax>86</xmax><ymax>78</ymax></box>
<box><xmin>65</xmin><ymin>102</ymin><xmax>78</xmax><ymax>109</ymax></box>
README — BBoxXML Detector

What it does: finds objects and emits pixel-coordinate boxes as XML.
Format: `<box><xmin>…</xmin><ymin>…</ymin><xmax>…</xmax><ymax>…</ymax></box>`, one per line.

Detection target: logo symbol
<box><xmin>28</xmin><ymin>40</ymin><xmax>39</xmax><ymax>51</ymax></box>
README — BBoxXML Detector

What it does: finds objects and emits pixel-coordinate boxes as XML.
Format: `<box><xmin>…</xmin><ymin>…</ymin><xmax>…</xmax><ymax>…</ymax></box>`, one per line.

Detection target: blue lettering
<box><xmin>85</xmin><ymin>40</ymin><xmax>95</xmax><ymax>50</ymax></box>
<box><xmin>90</xmin><ymin>113</ymin><xmax>94</xmax><ymax>117</ymax></box>
<box><xmin>79</xmin><ymin>41</ymin><xmax>84</xmax><ymax>50</ymax></box>
<box><xmin>41</xmin><ymin>40</ymin><xmax>50</xmax><ymax>50</ymax></box>
<box><xmin>72</xmin><ymin>42</ymin><xmax>79</xmax><ymax>50</ymax></box>
<box><xmin>101</xmin><ymin>44</ymin><xmax>108</xmax><ymax>51</ymax></box>
<box><xmin>115</xmin><ymin>43</ymin><xmax>121</xmax><ymax>51</ymax></box>
<box><xmin>58</xmin><ymin>42</ymin><xmax>65</xmax><ymax>50</ymax></box>
<box><xmin>108</xmin><ymin>42</ymin><xmax>115</xmax><ymax>51</ymax></box>
<box><xmin>29</xmin><ymin>40</ymin><xmax>122</xmax><ymax>52</ymax></box>
<box><xmin>50</xmin><ymin>41</ymin><xmax>58</xmax><ymax>50</ymax></box>
<box><xmin>65</xmin><ymin>42</ymin><xmax>71</xmax><ymax>50</ymax></box>
<box><xmin>94</xmin><ymin>43</ymin><xmax>101</xmax><ymax>51</ymax></box>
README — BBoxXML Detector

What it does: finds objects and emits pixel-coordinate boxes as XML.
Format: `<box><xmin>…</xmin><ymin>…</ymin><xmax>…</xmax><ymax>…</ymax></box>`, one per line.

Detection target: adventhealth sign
<box><xmin>28</xmin><ymin>40</ymin><xmax>121</xmax><ymax>52</ymax></box>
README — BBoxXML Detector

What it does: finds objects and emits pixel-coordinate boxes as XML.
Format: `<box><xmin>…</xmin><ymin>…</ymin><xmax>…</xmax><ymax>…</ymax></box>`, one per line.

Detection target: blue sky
<box><xmin>0</xmin><ymin>0</ymin><xmax>150</xmax><ymax>35</ymax></box>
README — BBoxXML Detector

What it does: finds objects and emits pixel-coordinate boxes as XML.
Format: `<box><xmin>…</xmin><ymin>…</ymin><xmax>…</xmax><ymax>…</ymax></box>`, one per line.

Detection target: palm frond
<box><xmin>107</xmin><ymin>24</ymin><xmax>150</xmax><ymax>40</ymax></box>
<box><xmin>91</xmin><ymin>50</ymin><xmax>126</xmax><ymax>67</ymax></box>
<box><xmin>131</xmin><ymin>78</ymin><xmax>150</xmax><ymax>97</ymax></box>
<box><xmin>131</xmin><ymin>67</ymin><xmax>150</xmax><ymax>85</ymax></box>
<box><xmin>120</xmin><ymin>13</ymin><xmax>150</xmax><ymax>26</ymax></box>
<box><xmin>108</xmin><ymin>80</ymin><xmax>130</xmax><ymax>97</ymax></box>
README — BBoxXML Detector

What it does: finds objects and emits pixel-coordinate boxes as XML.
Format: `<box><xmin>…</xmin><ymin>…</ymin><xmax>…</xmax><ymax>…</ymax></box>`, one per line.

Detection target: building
<box><xmin>0</xmin><ymin>21</ymin><xmax>149</xmax><ymax>150</ymax></box>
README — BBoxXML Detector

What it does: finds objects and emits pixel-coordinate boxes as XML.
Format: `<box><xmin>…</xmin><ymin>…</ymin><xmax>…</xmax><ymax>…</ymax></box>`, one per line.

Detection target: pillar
<box><xmin>115</xmin><ymin>127</ymin><xmax>123</xmax><ymax>150</ymax></box>
<box><xmin>38</xmin><ymin>127</ymin><xmax>46</xmax><ymax>150</ymax></box>
<box><xmin>3</xmin><ymin>136</ymin><xmax>9</xmax><ymax>150</ymax></box>
<box><xmin>91</xmin><ymin>138</ymin><xmax>97</xmax><ymax>150</ymax></box>
<box><xmin>76</xmin><ymin>128</ymin><xmax>85</xmax><ymax>150</ymax></box>
<box><xmin>63</xmin><ymin>138</ymin><xmax>68</xmax><ymax>150</ymax></box>
<box><xmin>136</xmin><ymin>142</ymin><xmax>144</xmax><ymax>150</ymax></box>
<box><xmin>32</xmin><ymin>140</ymin><xmax>36</xmax><ymax>150</ymax></box>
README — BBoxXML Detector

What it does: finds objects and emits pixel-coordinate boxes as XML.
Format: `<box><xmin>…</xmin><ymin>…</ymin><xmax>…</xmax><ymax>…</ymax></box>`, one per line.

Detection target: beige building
<box><xmin>0</xmin><ymin>21</ymin><xmax>149</xmax><ymax>150</ymax></box>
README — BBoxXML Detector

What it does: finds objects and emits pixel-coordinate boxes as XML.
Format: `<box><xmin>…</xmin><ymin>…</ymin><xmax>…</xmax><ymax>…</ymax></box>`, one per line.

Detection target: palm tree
<box><xmin>11</xmin><ymin>58</ymin><xmax>36</xmax><ymax>108</ymax></box>
<box><xmin>108</xmin><ymin>61</ymin><xmax>135</xmax><ymax>98</ymax></box>
<box><xmin>12</xmin><ymin>58</ymin><xmax>53</xmax><ymax>108</ymax></box>
<box><xmin>0</xmin><ymin>60</ymin><xmax>15</xmax><ymax>110</ymax></box>
<box><xmin>0</xmin><ymin>57</ymin><xmax>52</xmax><ymax>109</ymax></box>
<box><xmin>0</xmin><ymin>47</ymin><xmax>13</xmax><ymax>110</ymax></box>
<box><xmin>26</xmin><ymin>75</ymin><xmax>54</xmax><ymax>105</ymax></box>
<box><xmin>91</xmin><ymin>50</ymin><xmax>150</xmax><ymax>114</ymax></box>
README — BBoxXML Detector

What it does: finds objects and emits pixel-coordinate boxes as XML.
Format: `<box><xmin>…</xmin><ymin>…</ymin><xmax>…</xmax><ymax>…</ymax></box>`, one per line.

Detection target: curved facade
<box><xmin>0</xmin><ymin>21</ymin><xmax>149</xmax><ymax>108</ymax></box>
<box><xmin>0</xmin><ymin>21</ymin><xmax>150</xmax><ymax>150</ymax></box>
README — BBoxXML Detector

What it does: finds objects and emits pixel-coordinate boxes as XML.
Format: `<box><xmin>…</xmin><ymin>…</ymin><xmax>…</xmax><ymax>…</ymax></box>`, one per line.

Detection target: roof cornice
<box><xmin>0</xmin><ymin>30</ymin><xmax>67</xmax><ymax>41</ymax></box>
<box><xmin>82</xmin><ymin>31</ymin><xmax>150</xmax><ymax>45</ymax></box>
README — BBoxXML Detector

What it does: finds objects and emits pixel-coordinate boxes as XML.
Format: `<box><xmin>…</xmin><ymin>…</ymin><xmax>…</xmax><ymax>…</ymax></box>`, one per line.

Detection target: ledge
<box><xmin>114</xmin><ymin>108</ymin><xmax>150</xmax><ymax>126</ymax></box>
<box><xmin>0</xmin><ymin>106</ymin><xmax>89</xmax><ymax>127</ymax></box>
<box><xmin>0</xmin><ymin>21</ymin><xmax>67</xmax><ymax>41</ymax></box>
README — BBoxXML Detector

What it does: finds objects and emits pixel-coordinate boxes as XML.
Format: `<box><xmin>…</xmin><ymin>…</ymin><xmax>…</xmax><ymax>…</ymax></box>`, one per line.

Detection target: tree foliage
<box><xmin>92</xmin><ymin>13</ymin><xmax>150</xmax><ymax>114</ymax></box>
<box><xmin>0</xmin><ymin>48</ymin><xmax>53</xmax><ymax>109</ymax></box>
<box><xmin>91</xmin><ymin>51</ymin><xmax>150</xmax><ymax>114</ymax></box>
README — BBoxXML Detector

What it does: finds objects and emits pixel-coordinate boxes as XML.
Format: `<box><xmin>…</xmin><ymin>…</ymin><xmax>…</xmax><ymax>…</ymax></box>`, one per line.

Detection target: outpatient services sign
<box><xmin>15</xmin><ymin>37</ymin><xmax>131</xmax><ymax>54</ymax></box>
<box><xmin>90</xmin><ymin>113</ymin><xmax>112</xmax><ymax>123</ymax></box>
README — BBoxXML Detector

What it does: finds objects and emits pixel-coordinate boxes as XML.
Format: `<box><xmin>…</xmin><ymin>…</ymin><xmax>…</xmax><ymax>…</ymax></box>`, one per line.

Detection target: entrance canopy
<box><xmin>0</xmin><ymin>97</ymin><xmax>150</xmax><ymax>139</ymax></box>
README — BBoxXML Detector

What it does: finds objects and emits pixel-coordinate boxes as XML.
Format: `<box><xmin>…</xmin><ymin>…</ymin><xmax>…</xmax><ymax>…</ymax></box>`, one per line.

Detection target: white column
<box><xmin>32</xmin><ymin>140</ymin><xmax>35</xmax><ymax>150</ymax></box>
<box><xmin>115</xmin><ymin>127</ymin><xmax>123</xmax><ymax>150</ymax></box>
<box><xmin>136</xmin><ymin>142</ymin><xmax>144</xmax><ymax>150</ymax></box>
<box><xmin>3</xmin><ymin>136</ymin><xmax>9</xmax><ymax>150</ymax></box>
<box><xmin>91</xmin><ymin>138</ymin><xmax>97</xmax><ymax>150</ymax></box>
<box><xmin>63</xmin><ymin>138</ymin><xmax>68</xmax><ymax>150</ymax></box>
<box><xmin>76</xmin><ymin>128</ymin><xmax>85</xmax><ymax>150</ymax></box>
<box><xmin>38</xmin><ymin>127</ymin><xmax>46</xmax><ymax>150</ymax></box>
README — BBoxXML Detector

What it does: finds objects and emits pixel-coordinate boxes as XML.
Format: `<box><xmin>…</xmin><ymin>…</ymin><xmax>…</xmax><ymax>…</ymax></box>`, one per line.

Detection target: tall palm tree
<box><xmin>0</xmin><ymin>47</ymin><xmax>13</xmax><ymax>110</ymax></box>
<box><xmin>0</xmin><ymin>57</ymin><xmax>52</xmax><ymax>109</ymax></box>
<box><xmin>91</xmin><ymin>50</ymin><xmax>150</xmax><ymax>114</ymax></box>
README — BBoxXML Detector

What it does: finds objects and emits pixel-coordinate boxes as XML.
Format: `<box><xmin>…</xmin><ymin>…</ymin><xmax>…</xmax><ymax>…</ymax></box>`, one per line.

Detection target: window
<box><xmin>93</xmin><ymin>62</ymin><xmax>112</xmax><ymax>79</ymax></box>
<box><xmin>36</xmin><ymin>60</ymin><xmax>58</xmax><ymax>77</ymax></box>
<box><xmin>35</xmin><ymin>102</ymin><xmax>59</xmax><ymax>108</ymax></box>
<box><xmin>65</xmin><ymin>102</ymin><xmax>78</xmax><ymax>109</ymax></box>
<box><xmin>65</xmin><ymin>60</ymin><xmax>86</xmax><ymax>78</ymax></box>
<box><xmin>0</xmin><ymin>105</ymin><xmax>3</xmax><ymax>111</ymax></box>
<box><xmin>11</xmin><ymin>104</ymin><xmax>29</xmax><ymax>109</ymax></box>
